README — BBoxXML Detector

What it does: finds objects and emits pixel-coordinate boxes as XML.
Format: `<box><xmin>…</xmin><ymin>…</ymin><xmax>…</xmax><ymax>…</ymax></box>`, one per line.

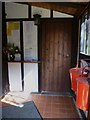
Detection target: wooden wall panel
<box><xmin>49</xmin><ymin>22</ymin><xmax>54</xmax><ymax>91</ymax></box>
<box><xmin>63</xmin><ymin>22</ymin><xmax>72</xmax><ymax>92</ymax></box>
<box><xmin>41</xmin><ymin>22</ymin><xmax>46</xmax><ymax>91</ymax></box>
<box><xmin>53</xmin><ymin>23</ymin><xmax>59</xmax><ymax>91</ymax></box>
<box><xmin>40</xmin><ymin>19</ymin><xmax>73</xmax><ymax>93</ymax></box>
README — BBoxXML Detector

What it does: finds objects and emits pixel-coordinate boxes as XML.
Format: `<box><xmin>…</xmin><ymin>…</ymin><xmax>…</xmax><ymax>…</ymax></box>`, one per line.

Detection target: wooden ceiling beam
<box><xmin>27</xmin><ymin>2</ymin><xmax>79</xmax><ymax>16</ymax></box>
<box><xmin>52</xmin><ymin>2</ymin><xmax>87</xmax><ymax>8</ymax></box>
<box><xmin>77</xmin><ymin>1</ymin><xmax>90</xmax><ymax>18</ymax></box>
<box><xmin>15</xmin><ymin>2</ymin><xmax>88</xmax><ymax>17</ymax></box>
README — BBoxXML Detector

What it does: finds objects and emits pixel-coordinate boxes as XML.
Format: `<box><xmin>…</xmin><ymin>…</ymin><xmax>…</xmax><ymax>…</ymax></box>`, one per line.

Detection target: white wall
<box><xmin>24</xmin><ymin>63</ymin><xmax>38</xmax><ymax>92</ymax></box>
<box><xmin>5</xmin><ymin>2</ymin><xmax>28</xmax><ymax>18</ymax></box>
<box><xmin>8</xmin><ymin>63</ymin><xmax>22</xmax><ymax>91</ymax></box>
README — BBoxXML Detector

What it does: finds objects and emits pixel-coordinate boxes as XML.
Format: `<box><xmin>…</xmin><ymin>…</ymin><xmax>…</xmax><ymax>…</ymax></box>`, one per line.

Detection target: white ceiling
<box><xmin>1</xmin><ymin>0</ymin><xmax>90</xmax><ymax>2</ymax></box>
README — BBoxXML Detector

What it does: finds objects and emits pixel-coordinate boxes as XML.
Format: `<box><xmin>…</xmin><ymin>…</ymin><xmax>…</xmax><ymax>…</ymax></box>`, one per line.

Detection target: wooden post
<box><xmin>2</xmin><ymin>2</ymin><xmax>9</xmax><ymax>94</ymax></box>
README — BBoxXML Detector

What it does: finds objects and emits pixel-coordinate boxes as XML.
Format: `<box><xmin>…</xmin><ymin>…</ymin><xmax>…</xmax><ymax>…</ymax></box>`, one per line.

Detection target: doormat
<box><xmin>1</xmin><ymin>101</ymin><xmax>42</xmax><ymax>119</ymax></box>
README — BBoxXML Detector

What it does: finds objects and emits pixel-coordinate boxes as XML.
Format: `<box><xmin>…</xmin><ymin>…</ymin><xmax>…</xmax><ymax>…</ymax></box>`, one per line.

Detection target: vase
<box><xmin>9</xmin><ymin>54</ymin><xmax>15</xmax><ymax>61</ymax></box>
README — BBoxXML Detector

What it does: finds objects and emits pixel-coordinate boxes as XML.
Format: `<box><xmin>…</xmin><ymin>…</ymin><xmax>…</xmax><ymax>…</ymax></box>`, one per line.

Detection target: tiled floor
<box><xmin>31</xmin><ymin>94</ymin><xmax>81</xmax><ymax>119</ymax></box>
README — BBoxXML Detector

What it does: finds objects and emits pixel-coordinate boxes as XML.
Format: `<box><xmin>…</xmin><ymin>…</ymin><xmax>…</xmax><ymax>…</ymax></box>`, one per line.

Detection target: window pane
<box><xmin>6</xmin><ymin>21</ymin><xmax>21</xmax><ymax>61</ymax></box>
<box><xmin>53</xmin><ymin>11</ymin><xmax>73</xmax><ymax>18</ymax></box>
<box><xmin>5</xmin><ymin>2</ymin><xmax>28</xmax><ymax>18</ymax></box>
<box><xmin>31</xmin><ymin>6</ymin><xmax>50</xmax><ymax>18</ymax></box>
<box><xmin>87</xmin><ymin>18</ymin><xmax>90</xmax><ymax>55</ymax></box>
<box><xmin>23</xmin><ymin>21</ymin><xmax>38</xmax><ymax>61</ymax></box>
<box><xmin>80</xmin><ymin>9</ymin><xmax>90</xmax><ymax>56</ymax></box>
<box><xmin>80</xmin><ymin>22</ymin><xmax>86</xmax><ymax>53</ymax></box>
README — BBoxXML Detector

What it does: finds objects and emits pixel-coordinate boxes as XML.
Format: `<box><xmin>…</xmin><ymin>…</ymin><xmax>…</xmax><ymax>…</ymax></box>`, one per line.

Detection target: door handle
<box><xmin>66</xmin><ymin>54</ymin><xmax>70</xmax><ymax>57</ymax></box>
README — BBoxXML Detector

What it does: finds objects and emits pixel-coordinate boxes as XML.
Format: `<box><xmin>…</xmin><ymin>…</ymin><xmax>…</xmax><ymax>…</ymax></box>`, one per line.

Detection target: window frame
<box><xmin>80</xmin><ymin>8</ymin><xmax>90</xmax><ymax>56</ymax></box>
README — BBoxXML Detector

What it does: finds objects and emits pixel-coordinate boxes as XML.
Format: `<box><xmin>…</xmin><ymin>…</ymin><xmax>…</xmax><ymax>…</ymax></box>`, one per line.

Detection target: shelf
<box><xmin>7</xmin><ymin>60</ymin><xmax>41</xmax><ymax>63</ymax></box>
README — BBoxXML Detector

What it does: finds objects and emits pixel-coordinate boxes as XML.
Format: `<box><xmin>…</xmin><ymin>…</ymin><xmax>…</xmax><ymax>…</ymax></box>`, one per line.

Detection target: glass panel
<box><xmin>23</xmin><ymin>21</ymin><xmax>38</xmax><ymax>61</ymax></box>
<box><xmin>80</xmin><ymin>9</ymin><xmax>90</xmax><ymax>56</ymax></box>
<box><xmin>6</xmin><ymin>21</ymin><xmax>21</xmax><ymax>61</ymax></box>
<box><xmin>53</xmin><ymin>11</ymin><xmax>74</xmax><ymax>18</ymax></box>
<box><xmin>84</xmin><ymin>19</ymin><xmax>86</xmax><ymax>54</ymax></box>
<box><xmin>5</xmin><ymin>2</ymin><xmax>28</xmax><ymax>18</ymax></box>
<box><xmin>31</xmin><ymin>6</ymin><xmax>50</xmax><ymax>18</ymax></box>
<box><xmin>80</xmin><ymin>22</ymin><xmax>85</xmax><ymax>53</ymax></box>
<box><xmin>87</xmin><ymin>18</ymin><xmax>90</xmax><ymax>55</ymax></box>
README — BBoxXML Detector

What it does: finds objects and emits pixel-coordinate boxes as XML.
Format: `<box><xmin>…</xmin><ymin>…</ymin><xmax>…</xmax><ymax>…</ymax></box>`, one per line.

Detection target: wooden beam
<box><xmin>17</xmin><ymin>2</ymin><xmax>87</xmax><ymax>8</ymax></box>
<box><xmin>28</xmin><ymin>2</ymin><xmax>78</xmax><ymax>16</ymax></box>
<box><xmin>77</xmin><ymin>1</ymin><xmax>90</xmax><ymax>18</ymax></box>
<box><xmin>53</xmin><ymin>2</ymin><xmax>87</xmax><ymax>8</ymax></box>
<box><xmin>15</xmin><ymin>2</ymin><xmax>87</xmax><ymax>17</ymax></box>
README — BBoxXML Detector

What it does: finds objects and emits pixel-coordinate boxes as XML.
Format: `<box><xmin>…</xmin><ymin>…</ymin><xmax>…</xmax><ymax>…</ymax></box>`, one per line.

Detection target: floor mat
<box><xmin>2</xmin><ymin>101</ymin><xmax>42</xmax><ymax>119</ymax></box>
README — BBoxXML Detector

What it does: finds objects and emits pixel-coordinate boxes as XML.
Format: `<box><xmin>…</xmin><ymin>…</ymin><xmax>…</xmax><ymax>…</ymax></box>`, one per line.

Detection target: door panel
<box><xmin>40</xmin><ymin>19</ymin><xmax>73</xmax><ymax>92</ymax></box>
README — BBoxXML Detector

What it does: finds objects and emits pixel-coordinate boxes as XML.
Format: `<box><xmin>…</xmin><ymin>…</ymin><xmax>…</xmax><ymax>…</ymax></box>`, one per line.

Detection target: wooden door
<box><xmin>40</xmin><ymin>19</ymin><xmax>73</xmax><ymax>93</ymax></box>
